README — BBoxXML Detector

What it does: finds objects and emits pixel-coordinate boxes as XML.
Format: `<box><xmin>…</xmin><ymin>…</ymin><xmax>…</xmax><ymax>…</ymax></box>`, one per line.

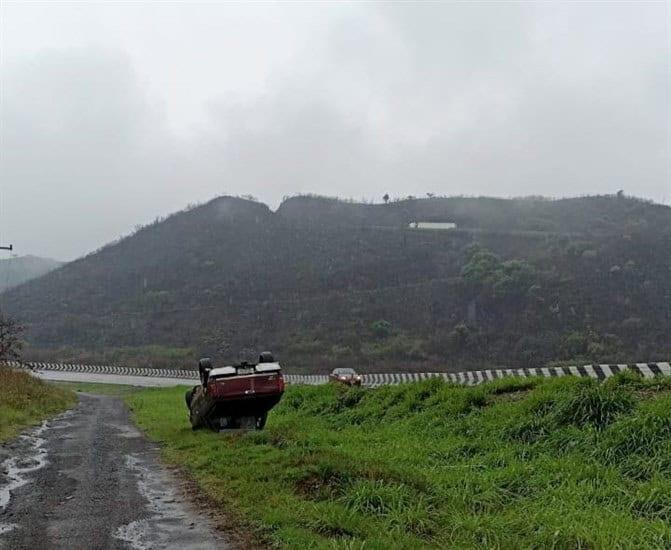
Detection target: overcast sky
<box><xmin>1</xmin><ymin>2</ymin><xmax>669</xmax><ymax>260</ymax></box>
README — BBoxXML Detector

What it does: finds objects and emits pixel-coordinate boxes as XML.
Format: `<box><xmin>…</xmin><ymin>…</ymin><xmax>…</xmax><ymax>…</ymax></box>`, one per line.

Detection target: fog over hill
<box><xmin>2</xmin><ymin>194</ymin><xmax>670</xmax><ymax>372</ymax></box>
<box><xmin>0</xmin><ymin>255</ymin><xmax>63</xmax><ymax>293</ymax></box>
<box><xmin>1</xmin><ymin>3</ymin><xmax>668</xmax><ymax>261</ymax></box>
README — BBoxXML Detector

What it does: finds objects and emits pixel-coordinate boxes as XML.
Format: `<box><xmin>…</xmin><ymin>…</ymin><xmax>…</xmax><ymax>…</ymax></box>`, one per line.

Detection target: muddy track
<box><xmin>0</xmin><ymin>394</ymin><xmax>230</xmax><ymax>549</ymax></box>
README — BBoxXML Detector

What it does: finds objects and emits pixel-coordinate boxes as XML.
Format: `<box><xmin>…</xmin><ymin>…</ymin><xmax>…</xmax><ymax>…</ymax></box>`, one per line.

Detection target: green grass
<box><xmin>127</xmin><ymin>373</ymin><xmax>671</xmax><ymax>549</ymax></box>
<box><xmin>52</xmin><ymin>381</ymin><xmax>143</xmax><ymax>397</ymax></box>
<box><xmin>0</xmin><ymin>368</ymin><xmax>76</xmax><ymax>442</ymax></box>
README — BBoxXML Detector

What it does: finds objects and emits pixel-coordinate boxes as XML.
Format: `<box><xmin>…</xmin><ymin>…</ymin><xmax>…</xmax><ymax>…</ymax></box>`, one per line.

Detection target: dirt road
<box><xmin>0</xmin><ymin>393</ymin><xmax>230</xmax><ymax>549</ymax></box>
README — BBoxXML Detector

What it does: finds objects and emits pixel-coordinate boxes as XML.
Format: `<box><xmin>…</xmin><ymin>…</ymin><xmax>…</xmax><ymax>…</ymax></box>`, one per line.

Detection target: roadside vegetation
<box><xmin>0</xmin><ymin>369</ymin><xmax>75</xmax><ymax>441</ymax></box>
<box><xmin>53</xmin><ymin>381</ymin><xmax>141</xmax><ymax>397</ymax></box>
<box><xmin>128</xmin><ymin>373</ymin><xmax>671</xmax><ymax>548</ymax></box>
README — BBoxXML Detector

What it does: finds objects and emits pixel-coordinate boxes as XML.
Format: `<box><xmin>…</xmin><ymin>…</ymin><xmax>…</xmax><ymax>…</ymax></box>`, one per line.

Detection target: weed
<box><xmin>0</xmin><ymin>368</ymin><xmax>76</xmax><ymax>441</ymax></box>
<box><xmin>553</xmin><ymin>381</ymin><xmax>635</xmax><ymax>430</ymax></box>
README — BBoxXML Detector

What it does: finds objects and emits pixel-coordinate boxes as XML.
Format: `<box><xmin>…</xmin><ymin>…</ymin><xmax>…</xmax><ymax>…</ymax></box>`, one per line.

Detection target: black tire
<box><xmin>256</xmin><ymin>413</ymin><xmax>268</xmax><ymax>430</ymax></box>
<box><xmin>198</xmin><ymin>358</ymin><xmax>212</xmax><ymax>385</ymax></box>
<box><xmin>190</xmin><ymin>411</ymin><xmax>202</xmax><ymax>431</ymax></box>
<box><xmin>259</xmin><ymin>351</ymin><xmax>274</xmax><ymax>363</ymax></box>
<box><xmin>185</xmin><ymin>387</ymin><xmax>197</xmax><ymax>409</ymax></box>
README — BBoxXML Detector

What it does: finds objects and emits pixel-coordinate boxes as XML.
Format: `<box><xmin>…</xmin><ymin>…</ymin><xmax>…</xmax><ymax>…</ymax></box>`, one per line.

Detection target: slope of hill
<box><xmin>0</xmin><ymin>255</ymin><xmax>63</xmax><ymax>293</ymax></box>
<box><xmin>2</xmin><ymin>194</ymin><xmax>670</xmax><ymax>371</ymax></box>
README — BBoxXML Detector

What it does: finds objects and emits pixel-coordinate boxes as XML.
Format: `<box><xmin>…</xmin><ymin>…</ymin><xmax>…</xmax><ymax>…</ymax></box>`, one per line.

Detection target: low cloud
<box><xmin>1</xmin><ymin>3</ymin><xmax>668</xmax><ymax>260</ymax></box>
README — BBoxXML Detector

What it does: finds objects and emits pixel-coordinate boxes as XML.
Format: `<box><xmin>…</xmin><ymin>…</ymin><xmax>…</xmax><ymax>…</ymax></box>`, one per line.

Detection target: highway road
<box><xmin>34</xmin><ymin>369</ymin><xmax>193</xmax><ymax>388</ymax></box>
<box><xmin>0</xmin><ymin>393</ymin><xmax>229</xmax><ymax>549</ymax></box>
<box><xmin>29</xmin><ymin>362</ymin><xmax>671</xmax><ymax>389</ymax></box>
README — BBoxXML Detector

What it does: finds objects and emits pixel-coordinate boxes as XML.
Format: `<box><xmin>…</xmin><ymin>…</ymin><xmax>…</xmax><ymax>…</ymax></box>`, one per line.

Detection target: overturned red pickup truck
<box><xmin>185</xmin><ymin>352</ymin><xmax>285</xmax><ymax>430</ymax></box>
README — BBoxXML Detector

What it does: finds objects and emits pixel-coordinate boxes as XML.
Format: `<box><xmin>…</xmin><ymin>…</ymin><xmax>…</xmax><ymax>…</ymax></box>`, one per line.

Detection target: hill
<box><xmin>1</xmin><ymin>194</ymin><xmax>670</xmax><ymax>371</ymax></box>
<box><xmin>0</xmin><ymin>255</ymin><xmax>62</xmax><ymax>293</ymax></box>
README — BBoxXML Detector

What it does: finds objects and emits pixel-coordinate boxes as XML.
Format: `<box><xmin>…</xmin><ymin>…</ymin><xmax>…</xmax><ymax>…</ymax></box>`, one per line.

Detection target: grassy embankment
<box><xmin>53</xmin><ymin>381</ymin><xmax>141</xmax><ymax>397</ymax></box>
<box><xmin>0</xmin><ymin>368</ymin><xmax>76</xmax><ymax>442</ymax></box>
<box><xmin>128</xmin><ymin>373</ymin><xmax>671</xmax><ymax>548</ymax></box>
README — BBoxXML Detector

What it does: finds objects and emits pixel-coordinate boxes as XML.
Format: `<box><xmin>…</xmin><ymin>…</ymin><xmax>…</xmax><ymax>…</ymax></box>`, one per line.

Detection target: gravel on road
<box><xmin>0</xmin><ymin>393</ymin><xmax>230</xmax><ymax>550</ymax></box>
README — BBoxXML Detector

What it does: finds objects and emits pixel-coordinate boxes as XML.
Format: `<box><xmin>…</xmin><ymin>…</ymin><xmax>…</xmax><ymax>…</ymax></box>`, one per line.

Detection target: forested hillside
<box><xmin>0</xmin><ymin>255</ymin><xmax>62</xmax><ymax>293</ymax></box>
<box><xmin>2</xmin><ymin>194</ymin><xmax>670</xmax><ymax>372</ymax></box>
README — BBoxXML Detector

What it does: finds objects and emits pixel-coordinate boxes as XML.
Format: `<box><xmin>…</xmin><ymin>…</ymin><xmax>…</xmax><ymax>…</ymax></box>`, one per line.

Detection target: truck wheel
<box><xmin>190</xmin><ymin>413</ymin><xmax>202</xmax><ymax>431</ymax></box>
<box><xmin>198</xmin><ymin>358</ymin><xmax>212</xmax><ymax>386</ymax></box>
<box><xmin>256</xmin><ymin>413</ymin><xmax>268</xmax><ymax>430</ymax></box>
<box><xmin>185</xmin><ymin>386</ymin><xmax>197</xmax><ymax>408</ymax></box>
<box><xmin>259</xmin><ymin>351</ymin><xmax>274</xmax><ymax>363</ymax></box>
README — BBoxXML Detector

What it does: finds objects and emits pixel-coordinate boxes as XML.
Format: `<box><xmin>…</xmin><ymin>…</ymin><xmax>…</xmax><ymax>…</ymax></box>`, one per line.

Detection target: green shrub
<box><xmin>631</xmin><ymin>480</ymin><xmax>671</xmax><ymax>522</ymax></box>
<box><xmin>599</xmin><ymin>398</ymin><xmax>671</xmax><ymax>464</ymax></box>
<box><xmin>552</xmin><ymin>381</ymin><xmax>635</xmax><ymax>430</ymax></box>
<box><xmin>370</xmin><ymin>320</ymin><xmax>392</xmax><ymax>340</ymax></box>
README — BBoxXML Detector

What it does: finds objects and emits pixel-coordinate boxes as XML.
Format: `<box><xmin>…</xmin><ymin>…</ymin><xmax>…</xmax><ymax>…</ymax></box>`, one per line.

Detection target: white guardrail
<box><xmin>3</xmin><ymin>360</ymin><xmax>670</xmax><ymax>387</ymax></box>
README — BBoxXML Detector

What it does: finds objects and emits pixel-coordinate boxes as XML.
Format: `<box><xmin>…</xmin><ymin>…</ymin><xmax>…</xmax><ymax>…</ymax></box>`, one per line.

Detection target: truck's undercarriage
<box><xmin>185</xmin><ymin>353</ymin><xmax>285</xmax><ymax>430</ymax></box>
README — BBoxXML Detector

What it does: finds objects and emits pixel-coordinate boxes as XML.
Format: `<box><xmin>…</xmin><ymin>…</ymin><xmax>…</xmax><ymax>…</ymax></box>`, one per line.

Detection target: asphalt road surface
<box><xmin>0</xmin><ymin>394</ymin><xmax>230</xmax><ymax>549</ymax></box>
<box><xmin>35</xmin><ymin>370</ymin><xmax>193</xmax><ymax>388</ymax></box>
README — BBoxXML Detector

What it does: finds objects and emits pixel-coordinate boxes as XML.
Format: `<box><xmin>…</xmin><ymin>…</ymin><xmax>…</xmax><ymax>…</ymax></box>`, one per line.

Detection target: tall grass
<box><xmin>0</xmin><ymin>368</ymin><xmax>75</xmax><ymax>441</ymax></box>
<box><xmin>128</xmin><ymin>373</ymin><xmax>671</xmax><ymax>548</ymax></box>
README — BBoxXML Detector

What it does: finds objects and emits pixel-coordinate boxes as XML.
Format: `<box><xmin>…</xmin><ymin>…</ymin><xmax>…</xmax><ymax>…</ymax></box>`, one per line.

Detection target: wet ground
<box><xmin>0</xmin><ymin>393</ymin><xmax>230</xmax><ymax>549</ymax></box>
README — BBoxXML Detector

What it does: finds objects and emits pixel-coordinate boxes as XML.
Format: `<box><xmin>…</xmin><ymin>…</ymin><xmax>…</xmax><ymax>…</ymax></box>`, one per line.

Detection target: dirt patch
<box><xmin>294</xmin><ymin>472</ymin><xmax>346</xmax><ymax>501</ymax></box>
<box><xmin>634</xmin><ymin>387</ymin><xmax>671</xmax><ymax>400</ymax></box>
<box><xmin>164</xmin><ymin>463</ymin><xmax>268</xmax><ymax>549</ymax></box>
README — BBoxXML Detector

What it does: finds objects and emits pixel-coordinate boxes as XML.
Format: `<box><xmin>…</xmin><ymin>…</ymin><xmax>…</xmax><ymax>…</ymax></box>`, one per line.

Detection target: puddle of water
<box><xmin>116</xmin><ymin>518</ymin><xmax>152</xmax><ymax>550</ymax></box>
<box><xmin>0</xmin><ymin>523</ymin><xmax>17</xmax><ymax>535</ymax></box>
<box><xmin>0</xmin><ymin>410</ymin><xmax>74</xmax><ymax>514</ymax></box>
<box><xmin>110</xmin><ymin>423</ymin><xmax>142</xmax><ymax>439</ymax></box>
<box><xmin>115</xmin><ymin>454</ymin><xmax>223</xmax><ymax>549</ymax></box>
<box><xmin>0</xmin><ymin>422</ymin><xmax>49</xmax><ymax>511</ymax></box>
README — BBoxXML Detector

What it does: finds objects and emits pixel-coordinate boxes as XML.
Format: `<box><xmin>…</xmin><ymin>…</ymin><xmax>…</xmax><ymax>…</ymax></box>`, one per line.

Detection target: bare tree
<box><xmin>0</xmin><ymin>311</ymin><xmax>23</xmax><ymax>362</ymax></box>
